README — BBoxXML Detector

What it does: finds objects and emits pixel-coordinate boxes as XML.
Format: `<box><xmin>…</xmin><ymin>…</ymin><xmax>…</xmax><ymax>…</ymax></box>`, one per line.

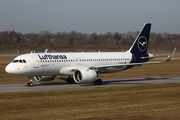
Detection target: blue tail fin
<box><xmin>128</xmin><ymin>23</ymin><xmax>151</xmax><ymax>55</ymax></box>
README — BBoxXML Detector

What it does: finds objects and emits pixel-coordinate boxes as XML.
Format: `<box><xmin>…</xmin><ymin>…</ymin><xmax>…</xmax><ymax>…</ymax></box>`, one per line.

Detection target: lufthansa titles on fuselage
<box><xmin>38</xmin><ymin>54</ymin><xmax>67</xmax><ymax>60</ymax></box>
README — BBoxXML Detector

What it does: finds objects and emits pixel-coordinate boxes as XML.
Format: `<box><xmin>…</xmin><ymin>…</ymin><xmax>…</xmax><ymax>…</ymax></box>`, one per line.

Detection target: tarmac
<box><xmin>0</xmin><ymin>76</ymin><xmax>180</xmax><ymax>93</ymax></box>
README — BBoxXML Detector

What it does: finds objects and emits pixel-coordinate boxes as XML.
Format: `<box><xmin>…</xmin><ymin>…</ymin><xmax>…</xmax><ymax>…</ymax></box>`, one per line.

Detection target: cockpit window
<box><xmin>23</xmin><ymin>60</ymin><xmax>26</xmax><ymax>63</ymax></box>
<box><xmin>13</xmin><ymin>59</ymin><xmax>27</xmax><ymax>63</ymax></box>
<box><xmin>13</xmin><ymin>60</ymin><xmax>19</xmax><ymax>63</ymax></box>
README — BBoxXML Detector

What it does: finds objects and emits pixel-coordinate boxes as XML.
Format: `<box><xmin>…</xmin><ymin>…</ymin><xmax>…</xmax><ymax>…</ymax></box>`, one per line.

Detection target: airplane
<box><xmin>5</xmin><ymin>23</ymin><xmax>176</xmax><ymax>87</ymax></box>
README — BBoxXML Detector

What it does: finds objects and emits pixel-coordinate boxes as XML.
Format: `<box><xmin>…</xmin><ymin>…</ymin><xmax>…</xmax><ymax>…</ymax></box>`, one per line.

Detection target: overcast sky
<box><xmin>0</xmin><ymin>0</ymin><xmax>179</xmax><ymax>34</ymax></box>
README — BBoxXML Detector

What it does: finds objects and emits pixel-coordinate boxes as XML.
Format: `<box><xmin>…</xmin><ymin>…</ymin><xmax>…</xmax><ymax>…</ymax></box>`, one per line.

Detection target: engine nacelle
<box><xmin>34</xmin><ymin>76</ymin><xmax>56</xmax><ymax>81</ymax></box>
<box><xmin>73</xmin><ymin>68</ymin><xmax>97</xmax><ymax>83</ymax></box>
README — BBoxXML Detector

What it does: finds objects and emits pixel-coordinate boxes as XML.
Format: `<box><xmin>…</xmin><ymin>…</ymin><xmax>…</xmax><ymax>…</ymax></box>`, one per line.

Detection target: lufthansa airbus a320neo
<box><xmin>5</xmin><ymin>23</ymin><xmax>176</xmax><ymax>86</ymax></box>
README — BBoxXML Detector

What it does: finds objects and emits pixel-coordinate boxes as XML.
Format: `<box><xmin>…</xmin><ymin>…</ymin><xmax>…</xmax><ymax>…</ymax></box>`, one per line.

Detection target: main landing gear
<box><xmin>94</xmin><ymin>74</ymin><xmax>102</xmax><ymax>85</ymax></box>
<box><xmin>66</xmin><ymin>76</ymin><xmax>75</xmax><ymax>84</ymax></box>
<box><xmin>27</xmin><ymin>76</ymin><xmax>33</xmax><ymax>87</ymax></box>
<box><xmin>93</xmin><ymin>79</ymin><xmax>102</xmax><ymax>85</ymax></box>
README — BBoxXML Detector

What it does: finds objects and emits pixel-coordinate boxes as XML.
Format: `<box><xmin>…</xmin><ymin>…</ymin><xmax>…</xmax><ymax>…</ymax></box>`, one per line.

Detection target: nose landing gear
<box><xmin>27</xmin><ymin>76</ymin><xmax>33</xmax><ymax>87</ymax></box>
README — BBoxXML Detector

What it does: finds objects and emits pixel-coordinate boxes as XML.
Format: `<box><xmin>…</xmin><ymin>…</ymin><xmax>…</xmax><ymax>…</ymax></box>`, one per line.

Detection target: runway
<box><xmin>0</xmin><ymin>76</ymin><xmax>180</xmax><ymax>93</ymax></box>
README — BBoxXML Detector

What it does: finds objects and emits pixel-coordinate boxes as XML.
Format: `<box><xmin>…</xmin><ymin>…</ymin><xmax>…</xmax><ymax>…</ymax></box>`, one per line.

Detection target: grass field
<box><xmin>0</xmin><ymin>84</ymin><xmax>180</xmax><ymax>120</ymax></box>
<box><xmin>0</xmin><ymin>54</ymin><xmax>180</xmax><ymax>120</ymax></box>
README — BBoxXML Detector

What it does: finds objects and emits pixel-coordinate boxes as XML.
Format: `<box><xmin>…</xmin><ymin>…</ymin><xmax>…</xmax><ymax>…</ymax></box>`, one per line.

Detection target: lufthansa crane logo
<box><xmin>137</xmin><ymin>36</ymin><xmax>147</xmax><ymax>51</ymax></box>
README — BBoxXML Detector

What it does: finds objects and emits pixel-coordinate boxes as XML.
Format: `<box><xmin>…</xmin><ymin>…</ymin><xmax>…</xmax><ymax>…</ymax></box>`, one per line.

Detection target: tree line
<box><xmin>0</xmin><ymin>30</ymin><xmax>179</xmax><ymax>53</ymax></box>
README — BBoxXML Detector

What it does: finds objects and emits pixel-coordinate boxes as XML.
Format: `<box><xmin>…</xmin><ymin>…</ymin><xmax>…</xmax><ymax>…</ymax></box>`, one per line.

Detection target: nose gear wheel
<box><xmin>27</xmin><ymin>76</ymin><xmax>33</xmax><ymax>87</ymax></box>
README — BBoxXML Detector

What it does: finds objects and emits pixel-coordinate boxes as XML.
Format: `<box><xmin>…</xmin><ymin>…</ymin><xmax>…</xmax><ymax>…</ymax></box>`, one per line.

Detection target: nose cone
<box><xmin>5</xmin><ymin>64</ymin><xmax>13</xmax><ymax>74</ymax></box>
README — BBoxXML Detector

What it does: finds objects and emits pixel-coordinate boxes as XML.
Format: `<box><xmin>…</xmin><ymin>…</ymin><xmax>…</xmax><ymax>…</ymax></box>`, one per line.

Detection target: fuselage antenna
<box><xmin>45</xmin><ymin>49</ymin><xmax>48</xmax><ymax>53</ymax></box>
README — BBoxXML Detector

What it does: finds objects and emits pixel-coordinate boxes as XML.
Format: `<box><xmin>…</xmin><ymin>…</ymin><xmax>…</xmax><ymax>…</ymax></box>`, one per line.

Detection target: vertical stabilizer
<box><xmin>128</xmin><ymin>23</ymin><xmax>151</xmax><ymax>55</ymax></box>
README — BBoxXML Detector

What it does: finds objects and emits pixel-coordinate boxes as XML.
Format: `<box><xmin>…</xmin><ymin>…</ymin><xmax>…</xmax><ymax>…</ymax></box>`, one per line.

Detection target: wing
<box><xmin>90</xmin><ymin>48</ymin><xmax>176</xmax><ymax>69</ymax></box>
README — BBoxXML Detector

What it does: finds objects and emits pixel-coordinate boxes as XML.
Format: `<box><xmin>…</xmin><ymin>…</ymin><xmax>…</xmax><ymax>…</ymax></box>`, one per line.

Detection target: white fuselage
<box><xmin>5</xmin><ymin>51</ymin><xmax>132</xmax><ymax>76</ymax></box>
